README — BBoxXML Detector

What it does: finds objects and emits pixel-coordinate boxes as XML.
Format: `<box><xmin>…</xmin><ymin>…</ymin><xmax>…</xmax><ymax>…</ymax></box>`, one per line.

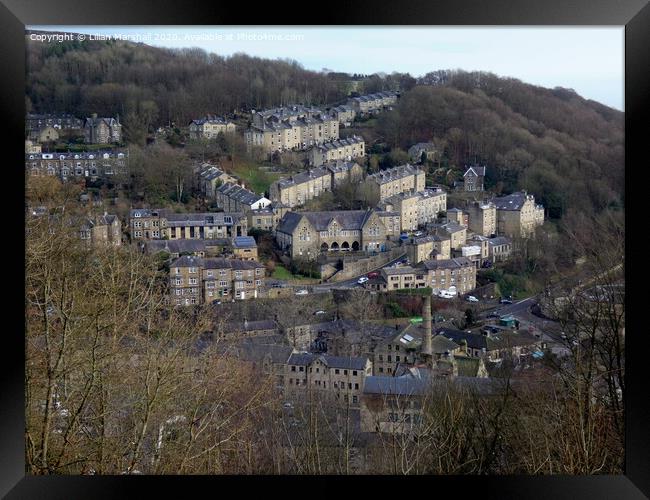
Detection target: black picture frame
<box><xmin>3</xmin><ymin>0</ymin><xmax>648</xmax><ymax>497</ymax></box>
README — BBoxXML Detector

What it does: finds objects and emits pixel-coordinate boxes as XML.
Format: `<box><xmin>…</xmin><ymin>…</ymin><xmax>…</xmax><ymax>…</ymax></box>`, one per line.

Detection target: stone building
<box><xmin>232</xmin><ymin>236</ymin><xmax>258</xmax><ymax>260</ymax></box>
<box><xmin>421</xmin><ymin>257</ymin><xmax>476</xmax><ymax>295</ymax></box>
<box><xmin>275</xmin><ymin>209</ymin><xmax>397</xmax><ymax>259</ymax></box>
<box><xmin>129</xmin><ymin>209</ymin><xmax>247</xmax><ymax>241</ymax></box>
<box><xmin>26</xmin><ymin>113</ymin><xmax>84</xmax><ymax>132</ymax></box>
<box><xmin>199</xmin><ymin>165</ymin><xmax>238</xmax><ymax>198</ymax></box>
<box><xmin>169</xmin><ymin>255</ymin><xmax>266</xmax><ymax>305</ymax></box>
<box><xmin>465</xmin><ymin>201</ymin><xmax>497</xmax><ymax>237</ymax></box>
<box><xmin>462</xmin><ymin>165</ymin><xmax>486</xmax><ymax>192</ymax></box>
<box><xmin>269</xmin><ymin>161</ymin><xmax>364</xmax><ymax>208</ymax></box>
<box><xmin>329</xmin><ymin>105</ymin><xmax>356</xmax><ymax>126</ymax></box>
<box><xmin>408</xmin><ymin>142</ymin><xmax>438</xmax><ymax>163</ymax></box>
<box><xmin>246</xmin><ymin>203</ymin><xmax>290</xmax><ymax>233</ymax></box>
<box><xmin>188</xmin><ymin>116</ymin><xmax>236</xmax><ymax>140</ymax></box>
<box><xmin>405</xmin><ymin>234</ymin><xmax>451</xmax><ymax>264</ymax></box>
<box><xmin>308</xmin><ymin>136</ymin><xmax>365</xmax><ymax>166</ymax></box>
<box><xmin>347</xmin><ymin>91</ymin><xmax>398</xmax><ymax>114</ymax></box>
<box><xmin>84</xmin><ymin>114</ymin><xmax>122</xmax><ymax>144</ymax></box>
<box><xmin>79</xmin><ymin>213</ymin><xmax>121</xmax><ymax>247</ymax></box>
<box><xmin>378</xmin><ymin>187</ymin><xmax>447</xmax><ymax>232</ymax></box>
<box><xmin>492</xmin><ymin>191</ymin><xmax>545</xmax><ymax>237</ymax></box>
<box><xmin>432</xmin><ymin>222</ymin><xmax>467</xmax><ymax>250</ymax></box>
<box><xmin>26</xmin><ymin>150</ymin><xmax>128</xmax><ymax>181</ymax></box>
<box><xmin>284</xmin><ymin>352</ymin><xmax>372</xmax><ymax>407</ymax></box>
<box><xmin>488</xmin><ymin>236</ymin><xmax>513</xmax><ymax>262</ymax></box>
<box><xmin>28</xmin><ymin>125</ymin><xmax>59</xmax><ymax>143</ymax></box>
<box><xmin>215</xmin><ymin>183</ymin><xmax>271</xmax><ymax>213</ymax></box>
<box><xmin>364</xmin><ymin>164</ymin><xmax>426</xmax><ymax>202</ymax></box>
<box><xmin>245</xmin><ymin>109</ymin><xmax>339</xmax><ymax>153</ymax></box>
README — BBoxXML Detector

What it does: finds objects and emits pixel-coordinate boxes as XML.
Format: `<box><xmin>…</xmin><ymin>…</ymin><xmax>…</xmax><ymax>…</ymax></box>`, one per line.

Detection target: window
<box><xmin>344</xmin><ymin>370</ymin><xmax>348</xmax><ymax>375</ymax></box>
<box><xmin>354</xmin><ymin>383</ymin><xmax>359</xmax><ymax>390</ymax></box>
<box><xmin>352</xmin><ymin>370</ymin><xmax>357</xmax><ymax>376</ymax></box>
<box><xmin>299</xmin><ymin>366</ymin><xmax>304</xmax><ymax>372</ymax></box>
<box><xmin>335</xmin><ymin>369</ymin><xmax>340</xmax><ymax>374</ymax></box>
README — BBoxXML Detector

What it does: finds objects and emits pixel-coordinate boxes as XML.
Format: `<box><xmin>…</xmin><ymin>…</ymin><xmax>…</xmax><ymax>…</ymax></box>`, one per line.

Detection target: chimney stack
<box><xmin>422</xmin><ymin>295</ymin><xmax>432</xmax><ymax>357</ymax></box>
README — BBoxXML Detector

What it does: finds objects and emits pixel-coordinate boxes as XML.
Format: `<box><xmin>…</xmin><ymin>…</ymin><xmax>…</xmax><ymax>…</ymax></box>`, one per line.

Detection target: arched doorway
<box><xmin>320</xmin><ymin>242</ymin><xmax>329</xmax><ymax>252</ymax></box>
<box><xmin>331</xmin><ymin>242</ymin><xmax>340</xmax><ymax>251</ymax></box>
<box><xmin>341</xmin><ymin>241</ymin><xmax>350</xmax><ymax>251</ymax></box>
<box><xmin>352</xmin><ymin>241</ymin><xmax>360</xmax><ymax>251</ymax></box>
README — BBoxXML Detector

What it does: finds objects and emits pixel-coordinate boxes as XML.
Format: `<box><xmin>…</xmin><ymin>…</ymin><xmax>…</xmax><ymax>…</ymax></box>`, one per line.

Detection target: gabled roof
<box><xmin>463</xmin><ymin>165</ymin><xmax>486</xmax><ymax>177</ymax></box>
<box><xmin>277</xmin><ymin>210</ymin><xmax>375</xmax><ymax>234</ymax></box>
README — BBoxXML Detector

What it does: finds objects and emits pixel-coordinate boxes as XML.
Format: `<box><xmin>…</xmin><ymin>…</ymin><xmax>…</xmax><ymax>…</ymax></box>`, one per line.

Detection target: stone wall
<box><xmin>324</xmin><ymin>247</ymin><xmax>405</xmax><ymax>282</ymax></box>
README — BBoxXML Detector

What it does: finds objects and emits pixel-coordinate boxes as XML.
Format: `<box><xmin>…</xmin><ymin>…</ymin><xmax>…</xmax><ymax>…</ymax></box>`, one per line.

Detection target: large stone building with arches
<box><xmin>275</xmin><ymin>210</ymin><xmax>400</xmax><ymax>260</ymax></box>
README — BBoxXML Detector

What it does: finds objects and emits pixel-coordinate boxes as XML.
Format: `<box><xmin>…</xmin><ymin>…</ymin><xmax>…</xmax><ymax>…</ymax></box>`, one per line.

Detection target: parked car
<box><xmin>438</xmin><ymin>290</ymin><xmax>455</xmax><ymax>299</ymax></box>
<box><xmin>414</xmin><ymin>231</ymin><xmax>423</xmax><ymax>237</ymax></box>
<box><xmin>357</xmin><ymin>277</ymin><xmax>369</xmax><ymax>284</ymax></box>
<box><xmin>499</xmin><ymin>298</ymin><xmax>513</xmax><ymax>304</ymax></box>
<box><xmin>295</xmin><ymin>289</ymin><xmax>309</xmax><ymax>296</ymax></box>
<box><xmin>487</xmin><ymin>312</ymin><xmax>501</xmax><ymax>319</ymax></box>
<box><xmin>467</xmin><ymin>295</ymin><xmax>479</xmax><ymax>303</ymax></box>
<box><xmin>367</xmin><ymin>271</ymin><xmax>380</xmax><ymax>279</ymax></box>
<box><xmin>314</xmin><ymin>310</ymin><xmax>326</xmax><ymax>315</ymax></box>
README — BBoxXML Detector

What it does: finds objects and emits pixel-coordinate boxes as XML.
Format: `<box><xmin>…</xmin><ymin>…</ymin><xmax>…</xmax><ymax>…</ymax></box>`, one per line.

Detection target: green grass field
<box><xmin>271</xmin><ymin>264</ymin><xmax>318</xmax><ymax>282</ymax></box>
<box><xmin>228</xmin><ymin>160</ymin><xmax>281</xmax><ymax>194</ymax></box>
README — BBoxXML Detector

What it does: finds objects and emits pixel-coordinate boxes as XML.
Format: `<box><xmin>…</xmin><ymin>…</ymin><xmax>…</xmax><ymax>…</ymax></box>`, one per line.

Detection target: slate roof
<box><xmin>492</xmin><ymin>192</ymin><xmax>530</xmax><ymax>211</ymax></box>
<box><xmin>363</xmin><ymin>376</ymin><xmax>430</xmax><ymax>396</ymax></box>
<box><xmin>313</xmin><ymin>136</ymin><xmax>364</xmax><ymax>153</ymax></box>
<box><xmin>229</xmin><ymin>319</ymin><xmax>278</xmax><ymax>333</ymax></box>
<box><xmin>145</xmin><ymin>239</ymin><xmax>208</xmax><ymax>255</ymax></box>
<box><xmin>286</xmin><ymin>352</ymin><xmax>368</xmax><ymax>370</ymax></box>
<box><xmin>436</xmin><ymin>328</ymin><xmax>538</xmax><ymax>352</ymax></box>
<box><xmin>488</xmin><ymin>236</ymin><xmax>512</xmax><ymax>247</ymax></box>
<box><xmin>276</xmin><ymin>210</ymin><xmax>374</xmax><ymax>235</ymax></box>
<box><xmin>464</xmin><ymin>165</ymin><xmax>486</xmax><ymax>177</ymax></box>
<box><xmin>85</xmin><ymin>116</ymin><xmax>120</xmax><ymax>128</ymax></box>
<box><xmin>190</xmin><ymin>116</ymin><xmax>232</xmax><ymax>126</ymax></box>
<box><xmin>274</xmin><ymin>167</ymin><xmax>330</xmax><ymax>188</ymax></box>
<box><xmin>367</xmin><ymin>164</ymin><xmax>422</xmax><ymax>185</ymax></box>
<box><xmin>28</xmin><ymin>150</ymin><xmax>127</xmax><ymax>161</ymax></box>
<box><xmin>237</xmin><ymin>343</ymin><xmax>293</xmax><ymax>365</ymax></box>
<box><xmin>233</xmin><ymin>236</ymin><xmax>257</xmax><ymax>249</ymax></box>
<box><xmin>170</xmin><ymin>256</ymin><xmax>264</xmax><ymax>270</ymax></box>
<box><xmin>217</xmin><ymin>182</ymin><xmax>267</xmax><ymax>205</ymax></box>
<box><xmin>164</xmin><ymin>212</ymin><xmax>245</xmax><ymax>227</ymax></box>
<box><xmin>419</xmin><ymin>257</ymin><xmax>473</xmax><ymax>271</ymax></box>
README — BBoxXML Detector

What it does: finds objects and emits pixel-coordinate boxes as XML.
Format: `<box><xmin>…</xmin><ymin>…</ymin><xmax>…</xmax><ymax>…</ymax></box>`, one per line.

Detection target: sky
<box><xmin>29</xmin><ymin>26</ymin><xmax>624</xmax><ymax>110</ymax></box>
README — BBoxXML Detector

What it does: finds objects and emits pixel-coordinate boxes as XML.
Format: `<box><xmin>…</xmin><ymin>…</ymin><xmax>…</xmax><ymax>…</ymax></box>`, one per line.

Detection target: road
<box><xmin>299</xmin><ymin>253</ymin><xmax>407</xmax><ymax>294</ymax></box>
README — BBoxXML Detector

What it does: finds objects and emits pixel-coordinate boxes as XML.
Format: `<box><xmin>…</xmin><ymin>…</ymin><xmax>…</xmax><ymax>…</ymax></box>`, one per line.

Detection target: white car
<box><xmin>357</xmin><ymin>277</ymin><xmax>369</xmax><ymax>284</ymax></box>
<box><xmin>295</xmin><ymin>289</ymin><xmax>309</xmax><ymax>296</ymax></box>
<box><xmin>414</xmin><ymin>231</ymin><xmax>423</xmax><ymax>237</ymax></box>
<box><xmin>438</xmin><ymin>290</ymin><xmax>455</xmax><ymax>299</ymax></box>
<box><xmin>467</xmin><ymin>296</ymin><xmax>479</xmax><ymax>303</ymax></box>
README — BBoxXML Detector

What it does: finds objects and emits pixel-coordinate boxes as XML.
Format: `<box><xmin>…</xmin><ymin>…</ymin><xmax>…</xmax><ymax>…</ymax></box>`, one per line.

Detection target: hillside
<box><xmin>25</xmin><ymin>32</ymin><xmax>351</xmax><ymax>126</ymax></box>
<box><xmin>26</xmin><ymin>38</ymin><xmax>624</xmax><ymax>219</ymax></box>
<box><xmin>376</xmin><ymin>70</ymin><xmax>624</xmax><ymax>218</ymax></box>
